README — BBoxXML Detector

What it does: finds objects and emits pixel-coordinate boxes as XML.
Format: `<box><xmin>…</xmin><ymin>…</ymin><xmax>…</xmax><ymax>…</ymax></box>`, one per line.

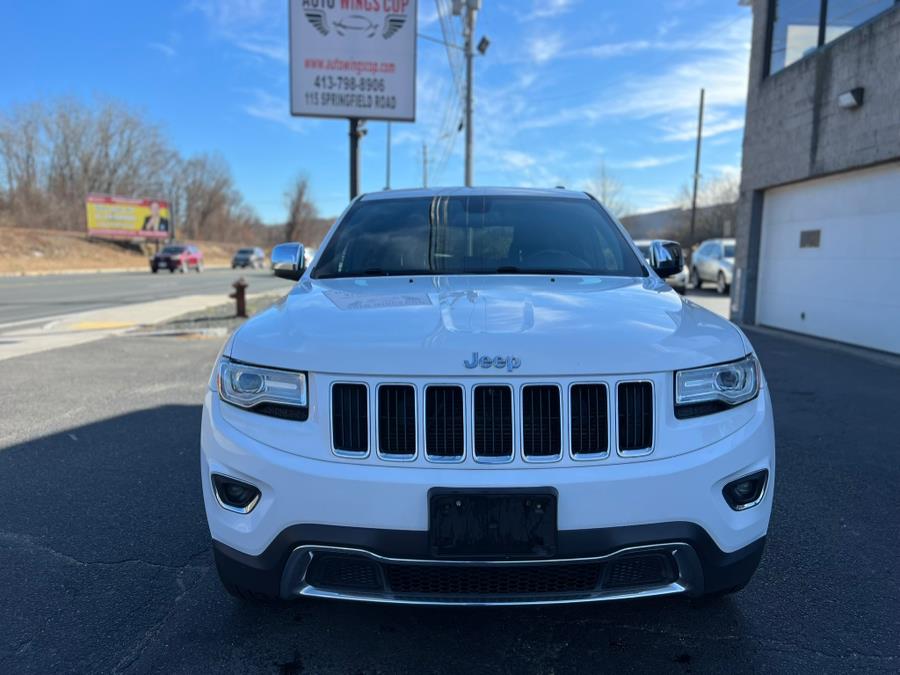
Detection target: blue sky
<box><xmin>0</xmin><ymin>0</ymin><xmax>751</xmax><ymax>221</ymax></box>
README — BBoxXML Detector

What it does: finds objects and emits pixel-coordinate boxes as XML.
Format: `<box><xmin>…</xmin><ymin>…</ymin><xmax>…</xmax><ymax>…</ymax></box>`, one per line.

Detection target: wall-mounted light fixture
<box><xmin>838</xmin><ymin>87</ymin><xmax>865</xmax><ymax>109</ymax></box>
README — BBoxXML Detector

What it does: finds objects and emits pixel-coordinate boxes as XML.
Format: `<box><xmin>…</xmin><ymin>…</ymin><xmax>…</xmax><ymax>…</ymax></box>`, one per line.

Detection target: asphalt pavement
<box><xmin>0</xmin><ymin>268</ymin><xmax>288</xmax><ymax>326</ymax></box>
<box><xmin>1</xmin><ymin>328</ymin><xmax>898</xmax><ymax>673</ymax></box>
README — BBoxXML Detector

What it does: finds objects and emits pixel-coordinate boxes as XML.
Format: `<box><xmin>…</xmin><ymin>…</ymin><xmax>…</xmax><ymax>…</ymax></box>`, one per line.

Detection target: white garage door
<box><xmin>757</xmin><ymin>162</ymin><xmax>900</xmax><ymax>354</ymax></box>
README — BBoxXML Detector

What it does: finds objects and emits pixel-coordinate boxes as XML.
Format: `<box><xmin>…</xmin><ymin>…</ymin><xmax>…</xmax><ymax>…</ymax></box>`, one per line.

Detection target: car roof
<box><xmin>359</xmin><ymin>186</ymin><xmax>590</xmax><ymax>201</ymax></box>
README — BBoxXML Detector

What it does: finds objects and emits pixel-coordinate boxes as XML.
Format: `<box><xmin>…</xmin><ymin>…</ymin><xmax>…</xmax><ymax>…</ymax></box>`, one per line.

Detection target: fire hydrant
<box><xmin>230</xmin><ymin>278</ymin><xmax>248</xmax><ymax>318</ymax></box>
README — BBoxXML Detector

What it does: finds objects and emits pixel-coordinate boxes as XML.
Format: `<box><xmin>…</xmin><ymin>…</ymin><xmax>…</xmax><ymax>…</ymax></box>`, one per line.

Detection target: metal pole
<box><xmin>463</xmin><ymin>2</ymin><xmax>477</xmax><ymax>187</ymax></box>
<box><xmin>349</xmin><ymin>118</ymin><xmax>361</xmax><ymax>200</ymax></box>
<box><xmin>689</xmin><ymin>88</ymin><xmax>705</xmax><ymax>243</ymax></box>
<box><xmin>423</xmin><ymin>143</ymin><xmax>428</xmax><ymax>187</ymax></box>
<box><xmin>385</xmin><ymin>122</ymin><xmax>391</xmax><ymax>190</ymax></box>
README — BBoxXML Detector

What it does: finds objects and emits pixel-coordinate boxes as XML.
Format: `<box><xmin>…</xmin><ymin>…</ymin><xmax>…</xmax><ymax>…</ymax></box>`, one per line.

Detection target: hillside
<box><xmin>0</xmin><ymin>227</ymin><xmax>248</xmax><ymax>275</ymax></box>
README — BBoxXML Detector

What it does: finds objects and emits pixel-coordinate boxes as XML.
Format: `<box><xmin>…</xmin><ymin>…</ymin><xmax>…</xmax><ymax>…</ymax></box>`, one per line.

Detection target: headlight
<box><xmin>217</xmin><ymin>358</ymin><xmax>308</xmax><ymax>420</ymax></box>
<box><xmin>675</xmin><ymin>354</ymin><xmax>759</xmax><ymax>419</ymax></box>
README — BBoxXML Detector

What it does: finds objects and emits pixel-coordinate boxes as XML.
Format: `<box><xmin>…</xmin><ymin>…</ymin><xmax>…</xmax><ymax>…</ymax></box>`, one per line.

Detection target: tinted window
<box><xmin>825</xmin><ymin>0</ymin><xmax>895</xmax><ymax>43</ymax></box>
<box><xmin>313</xmin><ymin>196</ymin><xmax>646</xmax><ymax>279</ymax></box>
<box><xmin>238</xmin><ymin>248</ymin><xmax>254</xmax><ymax>254</ymax></box>
<box><xmin>161</xmin><ymin>246</ymin><xmax>185</xmax><ymax>255</ymax></box>
<box><xmin>768</xmin><ymin>0</ymin><xmax>896</xmax><ymax>75</ymax></box>
<box><xmin>724</xmin><ymin>244</ymin><xmax>735</xmax><ymax>258</ymax></box>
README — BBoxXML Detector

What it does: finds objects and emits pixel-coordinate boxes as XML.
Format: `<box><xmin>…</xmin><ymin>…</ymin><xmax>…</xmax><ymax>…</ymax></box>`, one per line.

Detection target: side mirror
<box><xmin>649</xmin><ymin>240</ymin><xmax>684</xmax><ymax>278</ymax></box>
<box><xmin>271</xmin><ymin>242</ymin><xmax>306</xmax><ymax>281</ymax></box>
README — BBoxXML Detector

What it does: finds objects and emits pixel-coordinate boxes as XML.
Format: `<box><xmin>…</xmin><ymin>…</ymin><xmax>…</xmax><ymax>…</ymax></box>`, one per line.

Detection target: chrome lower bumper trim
<box><xmin>280</xmin><ymin>542</ymin><xmax>701</xmax><ymax>606</ymax></box>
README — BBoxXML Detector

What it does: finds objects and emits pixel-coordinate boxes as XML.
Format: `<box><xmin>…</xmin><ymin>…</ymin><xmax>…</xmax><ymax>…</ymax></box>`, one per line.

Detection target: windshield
<box><xmin>313</xmin><ymin>196</ymin><xmax>646</xmax><ymax>279</ymax></box>
<box><xmin>724</xmin><ymin>244</ymin><xmax>735</xmax><ymax>258</ymax></box>
<box><xmin>161</xmin><ymin>246</ymin><xmax>185</xmax><ymax>255</ymax></box>
<box><xmin>237</xmin><ymin>248</ymin><xmax>254</xmax><ymax>255</ymax></box>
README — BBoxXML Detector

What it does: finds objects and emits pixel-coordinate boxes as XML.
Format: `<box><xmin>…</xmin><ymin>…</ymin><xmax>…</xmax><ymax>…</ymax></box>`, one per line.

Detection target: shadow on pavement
<box><xmin>0</xmin><ymin>404</ymin><xmax>758</xmax><ymax>673</ymax></box>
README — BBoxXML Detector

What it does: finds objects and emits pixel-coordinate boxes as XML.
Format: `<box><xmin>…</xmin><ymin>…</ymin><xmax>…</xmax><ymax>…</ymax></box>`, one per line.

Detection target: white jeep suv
<box><xmin>201</xmin><ymin>188</ymin><xmax>774</xmax><ymax>605</ymax></box>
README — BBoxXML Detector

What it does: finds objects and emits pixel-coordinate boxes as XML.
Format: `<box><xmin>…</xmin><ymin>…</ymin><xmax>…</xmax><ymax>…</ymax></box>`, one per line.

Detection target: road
<box><xmin>1</xmin><ymin>328</ymin><xmax>898</xmax><ymax>673</ymax></box>
<box><xmin>0</xmin><ymin>268</ymin><xmax>288</xmax><ymax>326</ymax></box>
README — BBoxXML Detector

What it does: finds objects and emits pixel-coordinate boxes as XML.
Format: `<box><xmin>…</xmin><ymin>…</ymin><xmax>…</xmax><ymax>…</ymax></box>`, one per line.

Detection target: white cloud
<box><xmin>241</xmin><ymin>89</ymin><xmax>309</xmax><ymax>134</ymax></box>
<box><xmin>610</xmin><ymin>154</ymin><xmax>690</xmax><ymax>170</ymax></box>
<box><xmin>517</xmin><ymin>0</ymin><xmax>579</xmax><ymax>22</ymax></box>
<box><xmin>499</xmin><ymin>150</ymin><xmax>538</xmax><ymax>170</ymax></box>
<box><xmin>149</xmin><ymin>42</ymin><xmax>177</xmax><ymax>58</ymax></box>
<box><xmin>234</xmin><ymin>36</ymin><xmax>288</xmax><ymax>63</ymax></box>
<box><xmin>527</xmin><ymin>33</ymin><xmax>564</xmax><ymax>64</ymax></box>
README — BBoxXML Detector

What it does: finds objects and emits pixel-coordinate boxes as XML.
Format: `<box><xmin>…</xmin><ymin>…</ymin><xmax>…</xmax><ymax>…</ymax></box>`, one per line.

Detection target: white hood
<box><xmin>229</xmin><ymin>275</ymin><xmax>745</xmax><ymax>376</ymax></box>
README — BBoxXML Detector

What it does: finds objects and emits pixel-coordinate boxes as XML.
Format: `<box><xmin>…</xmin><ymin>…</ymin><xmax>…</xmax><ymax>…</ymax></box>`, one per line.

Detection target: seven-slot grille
<box><xmin>330</xmin><ymin>380</ymin><xmax>655</xmax><ymax>460</ymax></box>
<box><xmin>570</xmin><ymin>384</ymin><xmax>609</xmax><ymax>456</ymax></box>
<box><xmin>473</xmin><ymin>386</ymin><xmax>513</xmax><ymax>459</ymax></box>
<box><xmin>617</xmin><ymin>382</ymin><xmax>653</xmax><ymax>452</ymax></box>
<box><xmin>425</xmin><ymin>386</ymin><xmax>465</xmax><ymax>459</ymax></box>
<box><xmin>332</xmin><ymin>383</ymin><xmax>368</xmax><ymax>454</ymax></box>
<box><xmin>377</xmin><ymin>385</ymin><xmax>416</xmax><ymax>457</ymax></box>
<box><xmin>521</xmin><ymin>385</ymin><xmax>561</xmax><ymax>458</ymax></box>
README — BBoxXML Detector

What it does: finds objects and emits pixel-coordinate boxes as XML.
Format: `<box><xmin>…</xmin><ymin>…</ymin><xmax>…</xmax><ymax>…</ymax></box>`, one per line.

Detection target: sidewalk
<box><xmin>0</xmin><ymin>291</ymin><xmax>281</xmax><ymax>362</ymax></box>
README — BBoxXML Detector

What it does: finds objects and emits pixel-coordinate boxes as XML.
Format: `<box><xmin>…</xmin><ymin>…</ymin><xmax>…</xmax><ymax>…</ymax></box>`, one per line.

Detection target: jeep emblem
<box><xmin>463</xmin><ymin>352</ymin><xmax>522</xmax><ymax>372</ymax></box>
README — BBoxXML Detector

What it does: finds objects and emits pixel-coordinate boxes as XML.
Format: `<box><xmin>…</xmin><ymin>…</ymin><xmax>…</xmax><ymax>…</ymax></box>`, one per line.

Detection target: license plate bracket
<box><xmin>429</xmin><ymin>488</ymin><xmax>558</xmax><ymax>559</ymax></box>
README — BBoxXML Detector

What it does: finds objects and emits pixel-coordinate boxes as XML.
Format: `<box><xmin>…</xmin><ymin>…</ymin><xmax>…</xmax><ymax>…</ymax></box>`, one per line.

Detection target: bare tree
<box><xmin>284</xmin><ymin>175</ymin><xmax>320</xmax><ymax>244</ymax></box>
<box><xmin>0</xmin><ymin>96</ymin><xmax>277</xmax><ymax>244</ymax></box>
<box><xmin>585</xmin><ymin>161</ymin><xmax>630</xmax><ymax>217</ymax></box>
<box><xmin>675</xmin><ymin>172</ymin><xmax>740</xmax><ymax>244</ymax></box>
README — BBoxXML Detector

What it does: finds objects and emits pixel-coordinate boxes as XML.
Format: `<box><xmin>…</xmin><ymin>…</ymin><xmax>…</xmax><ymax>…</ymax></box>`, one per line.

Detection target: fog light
<box><xmin>723</xmin><ymin>470</ymin><xmax>768</xmax><ymax>511</ymax></box>
<box><xmin>212</xmin><ymin>474</ymin><xmax>261</xmax><ymax>513</ymax></box>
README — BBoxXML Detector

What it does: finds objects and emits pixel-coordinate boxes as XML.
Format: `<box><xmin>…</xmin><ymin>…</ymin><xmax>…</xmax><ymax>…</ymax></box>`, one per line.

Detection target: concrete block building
<box><xmin>732</xmin><ymin>0</ymin><xmax>900</xmax><ymax>354</ymax></box>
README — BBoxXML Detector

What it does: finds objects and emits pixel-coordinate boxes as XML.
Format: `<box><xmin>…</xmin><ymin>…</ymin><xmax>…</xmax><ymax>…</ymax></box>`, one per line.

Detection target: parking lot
<box><xmin>1</xmin><ymin>321</ymin><xmax>897</xmax><ymax>674</ymax></box>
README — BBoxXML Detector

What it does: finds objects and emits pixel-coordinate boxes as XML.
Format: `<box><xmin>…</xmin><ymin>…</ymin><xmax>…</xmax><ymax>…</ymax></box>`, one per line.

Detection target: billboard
<box><xmin>85</xmin><ymin>195</ymin><xmax>172</xmax><ymax>240</ymax></box>
<box><xmin>289</xmin><ymin>0</ymin><xmax>417</xmax><ymax>121</ymax></box>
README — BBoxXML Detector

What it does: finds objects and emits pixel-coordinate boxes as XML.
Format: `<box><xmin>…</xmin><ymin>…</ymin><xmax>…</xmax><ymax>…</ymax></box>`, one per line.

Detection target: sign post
<box><xmin>289</xmin><ymin>0</ymin><xmax>417</xmax><ymax>201</ymax></box>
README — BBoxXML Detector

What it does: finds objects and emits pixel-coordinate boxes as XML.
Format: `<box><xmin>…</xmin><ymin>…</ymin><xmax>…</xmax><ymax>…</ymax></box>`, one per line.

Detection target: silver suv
<box><xmin>690</xmin><ymin>238</ymin><xmax>735</xmax><ymax>295</ymax></box>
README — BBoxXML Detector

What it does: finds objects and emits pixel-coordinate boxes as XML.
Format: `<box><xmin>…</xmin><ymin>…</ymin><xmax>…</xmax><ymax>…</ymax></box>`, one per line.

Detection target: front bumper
<box><xmin>201</xmin><ymin>388</ymin><xmax>774</xmax><ymax>603</ymax></box>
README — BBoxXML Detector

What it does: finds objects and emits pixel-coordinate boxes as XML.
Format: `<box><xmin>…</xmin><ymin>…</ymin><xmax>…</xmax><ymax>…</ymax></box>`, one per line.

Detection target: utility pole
<box><xmin>349</xmin><ymin>118</ymin><xmax>366</xmax><ymax>201</ymax></box>
<box><xmin>385</xmin><ymin>122</ymin><xmax>392</xmax><ymax>190</ymax></box>
<box><xmin>457</xmin><ymin>0</ymin><xmax>481</xmax><ymax>187</ymax></box>
<box><xmin>423</xmin><ymin>143</ymin><xmax>428</xmax><ymax>188</ymax></box>
<box><xmin>689</xmin><ymin>88</ymin><xmax>705</xmax><ymax>243</ymax></box>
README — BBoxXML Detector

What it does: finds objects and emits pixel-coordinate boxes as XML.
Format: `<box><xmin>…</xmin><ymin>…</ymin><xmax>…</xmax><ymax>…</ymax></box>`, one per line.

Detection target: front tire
<box><xmin>689</xmin><ymin>267</ymin><xmax>702</xmax><ymax>290</ymax></box>
<box><xmin>716</xmin><ymin>271</ymin><xmax>730</xmax><ymax>295</ymax></box>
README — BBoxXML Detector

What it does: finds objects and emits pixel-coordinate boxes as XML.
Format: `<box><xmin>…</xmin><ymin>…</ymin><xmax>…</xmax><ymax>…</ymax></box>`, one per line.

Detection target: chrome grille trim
<box><xmin>521</xmin><ymin>383</ymin><xmax>563</xmax><ymax>463</ymax></box>
<box><xmin>568</xmin><ymin>382</ymin><xmax>610</xmax><ymax>460</ymax></box>
<box><xmin>327</xmin><ymin>378</ymin><xmax>655</xmax><ymax>463</ymax></box>
<box><xmin>423</xmin><ymin>384</ymin><xmax>466</xmax><ymax>462</ymax></box>
<box><xmin>472</xmin><ymin>384</ymin><xmax>515</xmax><ymax>463</ymax></box>
<box><xmin>330</xmin><ymin>382</ymin><xmax>370</xmax><ymax>458</ymax></box>
<box><xmin>280</xmin><ymin>543</ymin><xmax>699</xmax><ymax>606</ymax></box>
<box><xmin>616</xmin><ymin>380</ymin><xmax>655</xmax><ymax>456</ymax></box>
<box><xmin>375</xmin><ymin>383</ymin><xmax>418</xmax><ymax>461</ymax></box>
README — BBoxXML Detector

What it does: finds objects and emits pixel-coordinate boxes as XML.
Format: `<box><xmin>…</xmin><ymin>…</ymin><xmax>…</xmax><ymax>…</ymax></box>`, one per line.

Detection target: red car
<box><xmin>150</xmin><ymin>244</ymin><xmax>204</xmax><ymax>273</ymax></box>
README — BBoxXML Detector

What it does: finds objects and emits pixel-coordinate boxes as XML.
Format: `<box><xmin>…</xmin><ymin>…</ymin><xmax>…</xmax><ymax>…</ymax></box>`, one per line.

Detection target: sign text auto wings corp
<box><xmin>290</xmin><ymin>0</ymin><xmax>417</xmax><ymax>121</ymax></box>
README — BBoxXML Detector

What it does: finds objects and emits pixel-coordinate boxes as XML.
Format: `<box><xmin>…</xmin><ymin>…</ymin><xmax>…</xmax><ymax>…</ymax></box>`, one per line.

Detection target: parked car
<box><xmin>634</xmin><ymin>239</ymin><xmax>688</xmax><ymax>293</ymax></box>
<box><xmin>690</xmin><ymin>238</ymin><xmax>735</xmax><ymax>294</ymax></box>
<box><xmin>202</xmin><ymin>188</ymin><xmax>774</xmax><ymax>607</ymax></box>
<box><xmin>150</xmin><ymin>244</ymin><xmax>203</xmax><ymax>273</ymax></box>
<box><xmin>232</xmin><ymin>247</ymin><xmax>266</xmax><ymax>269</ymax></box>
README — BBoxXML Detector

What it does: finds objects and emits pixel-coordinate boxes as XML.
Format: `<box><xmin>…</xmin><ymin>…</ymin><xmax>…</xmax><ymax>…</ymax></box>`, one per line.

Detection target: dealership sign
<box><xmin>289</xmin><ymin>0</ymin><xmax>417</xmax><ymax>121</ymax></box>
<box><xmin>85</xmin><ymin>195</ymin><xmax>171</xmax><ymax>240</ymax></box>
